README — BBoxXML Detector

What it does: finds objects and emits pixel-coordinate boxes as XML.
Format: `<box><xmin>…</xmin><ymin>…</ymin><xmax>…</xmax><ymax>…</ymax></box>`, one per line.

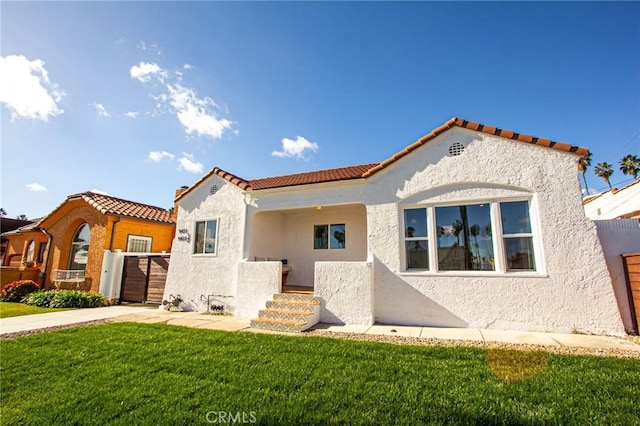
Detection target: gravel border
<box><xmin>304</xmin><ymin>330</ymin><xmax>640</xmax><ymax>359</ymax></box>
<box><xmin>2</xmin><ymin>320</ymin><xmax>639</xmax><ymax>359</ymax></box>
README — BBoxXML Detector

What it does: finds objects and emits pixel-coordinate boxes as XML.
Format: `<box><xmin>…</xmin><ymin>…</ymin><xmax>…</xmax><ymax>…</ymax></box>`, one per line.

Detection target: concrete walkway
<box><xmin>2</xmin><ymin>306</ymin><xmax>639</xmax><ymax>353</ymax></box>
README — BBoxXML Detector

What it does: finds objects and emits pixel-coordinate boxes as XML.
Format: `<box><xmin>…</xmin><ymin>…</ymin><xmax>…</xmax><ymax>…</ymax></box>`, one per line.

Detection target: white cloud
<box><xmin>124</xmin><ymin>111</ymin><xmax>139</xmax><ymax>118</ymax></box>
<box><xmin>148</xmin><ymin>150</ymin><xmax>175</xmax><ymax>162</ymax></box>
<box><xmin>130</xmin><ymin>62</ymin><xmax>233</xmax><ymax>139</ymax></box>
<box><xmin>90</xmin><ymin>102</ymin><xmax>110</xmax><ymax>117</ymax></box>
<box><xmin>167</xmin><ymin>84</ymin><xmax>232</xmax><ymax>139</ymax></box>
<box><xmin>0</xmin><ymin>55</ymin><xmax>65</xmax><ymax>121</ymax></box>
<box><xmin>177</xmin><ymin>153</ymin><xmax>204</xmax><ymax>174</ymax></box>
<box><xmin>25</xmin><ymin>183</ymin><xmax>47</xmax><ymax>192</ymax></box>
<box><xmin>183</xmin><ymin>63</ymin><xmax>194</xmax><ymax>70</ymax></box>
<box><xmin>130</xmin><ymin>61</ymin><xmax>165</xmax><ymax>83</ymax></box>
<box><xmin>272</xmin><ymin>136</ymin><xmax>319</xmax><ymax>159</ymax></box>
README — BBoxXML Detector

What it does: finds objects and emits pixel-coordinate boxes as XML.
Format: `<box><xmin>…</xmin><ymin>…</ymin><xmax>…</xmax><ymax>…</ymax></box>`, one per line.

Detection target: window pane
<box><xmin>406</xmin><ymin>240</ymin><xmax>429</xmax><ymax>269</ymax></box>
<box><xmin>204</xmin><ymin>220</ymin><xmax>217</xmax><ymax>254</ymax></box>
<box><xmin>500</xmin><ymin>201</ymin><xmax>531</xmax><ymax>234</ymax></box>
<box><xmin>330</xmin><ymin>224</ymin><xmax>346</xmax><ymax>249</ymax></box>
<box><xmin>505</xmin><ymin>237</ymin><xmax>536</xmax><ymax>271</ymax></box>
<box><xmin>314</xmin><ymin>225</ymin><xmax>328</xmax><ymax>249</ymax></box>
<box><xmin>404</xmin><ymin>208</ymin><xmax>427</xmax><ymax>238</ymax></box>
<box><xmin>26</xmin><ymin>241</ymin><xmax>35</xmax><ymax>263</ymax></box>
<box><xmin>436</xmin><ymin>204</ymin><xmax>494</xmax><ymax>271</ymax></box>
<box><xmin>69</xmin><ymin>243</ymin><xmax>89</xmax><ymax>270</ymax></box>
<box><xmin>194</xmin><ymin>221</ymin><xmax>205</xmax><ymax>254</ymax></box>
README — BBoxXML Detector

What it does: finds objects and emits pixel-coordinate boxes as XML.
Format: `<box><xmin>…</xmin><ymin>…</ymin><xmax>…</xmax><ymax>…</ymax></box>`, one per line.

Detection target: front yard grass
<box><xmin>1</xmin><ymin>322</ymin><xmax>639</xmax><ymax>425</ymax></box>
<box><xmin>0</xmin><ymin>302</ymin><xmax>75</xmax><ymax>318</ymax></box>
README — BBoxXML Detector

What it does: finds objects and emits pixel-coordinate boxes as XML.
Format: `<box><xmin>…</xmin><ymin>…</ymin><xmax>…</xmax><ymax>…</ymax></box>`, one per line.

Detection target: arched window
<box><xmin>25</xmin><ymin>240</ymin><xmax>35</xmax><ymax>264</ymax></box>
<box><xmin>69</xmin><ymin>223</ymin><xmax>90</xmax><ymax>270</ymax></box>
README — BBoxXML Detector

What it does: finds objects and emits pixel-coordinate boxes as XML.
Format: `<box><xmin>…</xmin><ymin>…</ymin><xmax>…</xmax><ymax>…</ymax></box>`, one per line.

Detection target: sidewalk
<box><xmin>2</xmin><ymin>307</ymin><xmax>639</xmax><ymax>354</ymax></box>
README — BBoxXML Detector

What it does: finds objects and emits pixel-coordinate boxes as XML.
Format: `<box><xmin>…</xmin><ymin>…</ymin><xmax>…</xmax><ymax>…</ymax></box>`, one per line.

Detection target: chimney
<box><xmin>172</xmin><ymin>186</ymin><xmax>189</xmax><ymax>222</ymax></box>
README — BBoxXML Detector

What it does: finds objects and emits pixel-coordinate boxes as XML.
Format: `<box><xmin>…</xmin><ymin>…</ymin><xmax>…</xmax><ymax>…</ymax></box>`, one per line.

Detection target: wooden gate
<box><xmin>622</xmin><ymin>253</ymin><xmax>640</xmax><ymax>335</ymax></box>
<box><xmin>120</xmin><ymin>255</ymin><xmax>170</xmax><ymax>304</ymax></box>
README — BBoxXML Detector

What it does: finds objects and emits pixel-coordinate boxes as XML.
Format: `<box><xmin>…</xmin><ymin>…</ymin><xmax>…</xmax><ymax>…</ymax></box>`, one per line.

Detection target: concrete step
<box><xmin>251</xmin><ymin>293</ymin><xmax>321</xmax><ymax>333</ymax></box>
<box><xmin>258</xmin><ymin>309</ymin><xmax>315</xmax><ymax>323</ymax></box>
<box><xmin>272</xmin><ymin>293</ymin><xmax>320</xmax><ymax>304</ymax></box>
<box><xmin>250</xmin><ymin>318</ymin><xmax>307</xmax><ymax>333</ymax></box>
<box><xmin>265</xmin><ymin>300</ymin><xmax>317</xmax><ymax>313</ymax></box>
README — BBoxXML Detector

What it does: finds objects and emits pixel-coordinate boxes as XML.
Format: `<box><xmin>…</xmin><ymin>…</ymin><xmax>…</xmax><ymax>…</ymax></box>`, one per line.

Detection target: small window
<box><xmin>404</xmin><ymin>208</ymin><xmax>429</xmax><ymax>269</ymax></box>
<box><xmin>194</xmin><ymin>219</ymin><xmax>218</xmax><ymax>254</ymax></box>
<box><xmin>127</xmin><ymin>235</ymin><xmax>152</xmax><ymax>253</ymax></box>
<box><xmin>37</xmin><ymin>242</ymin><xmax>47</xmax><ymax>263</ymax></box>
<box><xmin>314</xmin><ymin>224</ymin><xmax>346</xmax><ymax>250</ymax></box>
<box><xmin>500</xmin><ymin>201</ymin><xmax>535</xmax><ymax>271</ymax></box>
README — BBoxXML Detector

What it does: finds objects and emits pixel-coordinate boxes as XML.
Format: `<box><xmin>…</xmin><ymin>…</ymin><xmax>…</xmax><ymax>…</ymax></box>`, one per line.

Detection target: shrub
<box><xmin>22</xmin><ymin>290</ymin><xmax>57</xmax><ymax>307</ymax></box>
<box><xmin>0</xmin><ymin>280</ymin><xmax>39</xmax><ymax>302</ymax></box>
<box><xmin>23</xmin><ymin>290</ymin><xmax>107</xmax><ymax>309</ymax></box>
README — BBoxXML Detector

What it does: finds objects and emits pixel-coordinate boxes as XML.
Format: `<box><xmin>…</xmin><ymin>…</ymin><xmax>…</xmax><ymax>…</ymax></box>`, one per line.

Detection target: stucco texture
<box><xmin>39</xmin><ymin>199</ymin><xmax>175</xmax><ymax>292</ymax></box>
<box><xmin>167</xmin><ymin>126</ymin><xmax>624</xmax><ymax>335</ymax></box>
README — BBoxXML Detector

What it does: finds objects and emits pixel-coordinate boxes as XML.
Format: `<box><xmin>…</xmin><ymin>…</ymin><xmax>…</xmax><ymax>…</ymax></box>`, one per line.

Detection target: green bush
<box><xmin>23</xmin><ymin>290</ymin><xmax>107</xmax><ymax>309</ymax></box>
<box><xmin>0</xmin><ymin>280</ymin><xmax>39</xmax><ymax>302</ymax></box>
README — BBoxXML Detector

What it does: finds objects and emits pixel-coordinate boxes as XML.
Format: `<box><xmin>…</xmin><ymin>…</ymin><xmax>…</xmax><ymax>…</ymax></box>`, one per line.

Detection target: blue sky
<box><xmin>1</xmin><ymin>1</ymin><xmax>638</xmax><ymax>219</ymax></box>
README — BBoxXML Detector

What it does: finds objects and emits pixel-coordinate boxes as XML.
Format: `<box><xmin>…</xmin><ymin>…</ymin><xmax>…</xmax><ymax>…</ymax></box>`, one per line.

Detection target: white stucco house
<box><xmin>164</xmin><ymin>117</ymin><xmax>624</xmax><ymax>335</ymax></box>
<box><xmin>584</xmin><ymin>179</ymin><xmax>640</xmax><ymax>220</ymax></box>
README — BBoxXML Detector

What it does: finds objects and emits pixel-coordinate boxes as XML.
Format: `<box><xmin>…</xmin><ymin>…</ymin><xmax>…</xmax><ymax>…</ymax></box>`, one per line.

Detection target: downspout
<box><xmin>108</xmin><ymin>217</ymin><xmax>121</xmax><ymax>251</ymax></box>
<box><xmin>40</xmin><ymin>228</ymin><xmax>53</xmax><ymax>288</ymax></box>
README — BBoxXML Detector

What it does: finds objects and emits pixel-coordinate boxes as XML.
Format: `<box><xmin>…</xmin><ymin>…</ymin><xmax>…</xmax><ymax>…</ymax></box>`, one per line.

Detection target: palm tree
<box><xmin>578</xmin><ymin>153</ymin><xmax>592</xmax><ymax>194</ymax></box>
<box><xmin>594</xmin><ymin>162</ymin><xmax>614</xmax><ymax>190</ymax></box>
<box><xmin>0</xmin><ymin>207</ymin><xmax>6</xmax><ymax>216</ymax></box>
<box><xmin>620</xmin><ymin>154</ymin><xmax>640</xmax><ymax>179</ymax></box>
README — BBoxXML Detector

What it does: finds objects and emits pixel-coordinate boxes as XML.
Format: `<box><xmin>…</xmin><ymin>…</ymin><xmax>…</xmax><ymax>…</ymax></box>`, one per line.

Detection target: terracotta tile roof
<box><xmin>361</xmin><ymin>117</ymin><xmax>589</xmax><ymax>178</ymax></box>
<box><xmin>38</xmin><ymin>192</ymin><xmax>174</xmax><ymax>225</ymax></box>
<box><xmin>248</xmin><ymin>164</ymin><xmax>377</xmax><ymax>190</ymax></box>
<box><xmin>177</xmin><ymin>117</ymin><xmax>589</xmax><ymax>199</ymax></box>
<box><xmin>78</xmin><ymin>192</ymin><xmax>174</xmax><ymax>223</ymax></box>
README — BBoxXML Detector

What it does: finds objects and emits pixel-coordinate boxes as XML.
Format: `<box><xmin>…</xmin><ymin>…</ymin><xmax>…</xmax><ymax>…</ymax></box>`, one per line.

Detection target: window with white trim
<box><xmin>194</xmin><ymin>219</ymin><xmax>218</xmax><ymax>255</ymax></box>
<box><xmin>402</xmin><ymin>200</ymin><xmax>537</xmax><ymax>273</ymax></box>
<box><xmin>500</xmin><ymin>201</ymin><xmax>535</xmax><ymax>271</ymax></box>
<box><xmin>404</xmin><ymin>208</ymin><xmax>429</xmax><ymax>269</ymax></box>
<box><xmin>127</xmin><ymin>235</ymin><xmax>152</xmax><ymax>253</ymax></box>
<box><xmin>314</xmin><ymin>224</ymin><xmax>346</xmax><ymax>250</ymax></box>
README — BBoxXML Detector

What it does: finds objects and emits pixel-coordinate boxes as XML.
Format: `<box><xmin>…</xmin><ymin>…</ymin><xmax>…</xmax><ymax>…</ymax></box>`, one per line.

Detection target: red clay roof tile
<box><xmin>176</xmin><ymin>117</ymin><xmax>589</xmax><ymax>198</ymax></box>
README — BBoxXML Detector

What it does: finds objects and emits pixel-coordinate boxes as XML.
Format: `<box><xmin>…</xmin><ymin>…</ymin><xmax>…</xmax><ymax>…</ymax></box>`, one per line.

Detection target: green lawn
<box><xmin>0</xmin><ymin>302</ymin><xmax>75</xmax><ymax>318</ymax></box>
<box><xmin>1</xmin><ymin>323</ymin><xmax>639</xmax><ymax>425</ymax></box>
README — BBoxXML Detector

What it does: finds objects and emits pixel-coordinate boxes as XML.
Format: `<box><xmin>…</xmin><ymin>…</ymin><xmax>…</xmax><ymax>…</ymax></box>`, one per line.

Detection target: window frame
<box><xmin>127</xmin><ymin>235</ymin><xmax>153</xmax><ymax>253</ymax></box>
<box><xmin>400</xmin><ymin>198</ymin><xmax>544</xmax><ymax>276</ymax></box>
<box><xmin>192</xmin><ymin>218</ymin><xmax>219</xmax><ymax>256</ymax></box>
<box><xmin>313</xmin><ymin>223</ymin><xmax>346</xmax><ymax>250</ymax></box>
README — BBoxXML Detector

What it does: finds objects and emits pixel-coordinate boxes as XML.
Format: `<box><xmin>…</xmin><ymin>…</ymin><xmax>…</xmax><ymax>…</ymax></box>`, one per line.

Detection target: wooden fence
<box><xmin>622</xmin><ymin>253</ymin><xmax>640</xmax><ymax>335</ymax></box>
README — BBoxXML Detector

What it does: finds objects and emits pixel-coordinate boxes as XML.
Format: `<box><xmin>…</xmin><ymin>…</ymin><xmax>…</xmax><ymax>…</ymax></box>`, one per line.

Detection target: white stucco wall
<box><xmin>584</xmin><ymin>181</ymin><xmax>640</xmax><ymax>219</ymax></box>
<box><xmin>594</xmin><ymin>219</ymin><xmax>640</xmax><ymax>333</ymax></box>
<box><xmin>315</xmin><ymin>260</ymin><xmax>374</xmax><ymax>325</ymax></box>
<box><xmin>362</xmin><ymin>128</ymin><xmax>623</xmax><ymax>335</ymax></box>
<box><xmin>163</xmin><ymin>176</ymin><xmax>246</xmax><ymax>312</ymax></box>
<box><xmin>279</xmin><ymin>204</ymin><xmax>367</xmax><ymax>286</ymax></box>
<box><xmin>166</xmin><ymin>126</ymin><xmax>624</xmax><ymax>334</ymax></box>
<box><xmin>235</xmin><ymin>261</ymin><xmax>282</xmax><ymax>318</ymax></box>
